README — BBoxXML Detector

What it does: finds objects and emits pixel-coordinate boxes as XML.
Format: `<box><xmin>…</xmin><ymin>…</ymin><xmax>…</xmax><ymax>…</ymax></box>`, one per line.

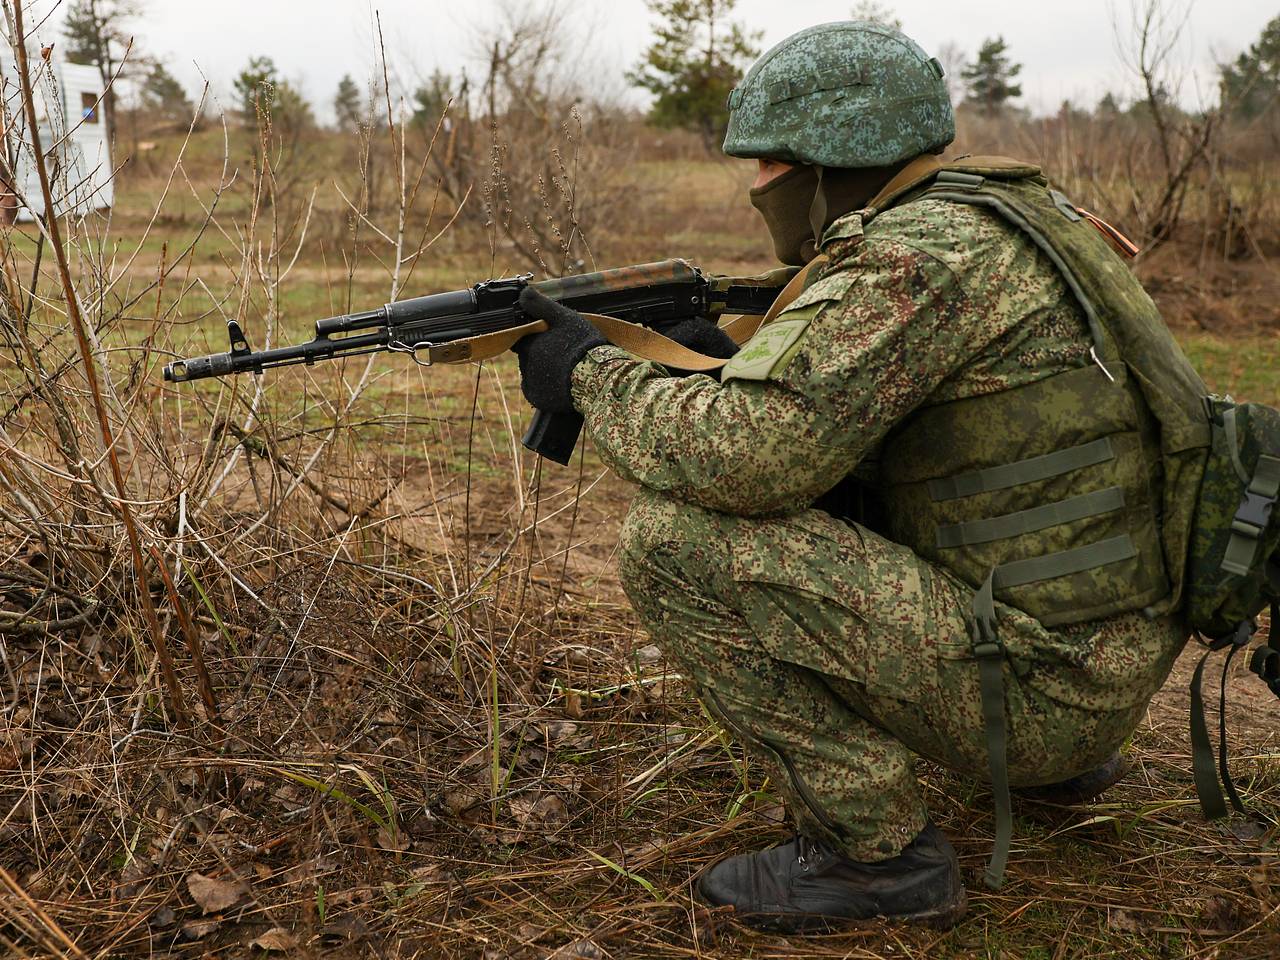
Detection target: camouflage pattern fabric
<box><xmin>619</xmin><ymin>488</ymin><xmax>1185</xmax><ymax>861</ymax></box>
<box><xmin>723</xmin><ymin>21</ymin><xmax>953</xmax><ymax>168</ymax></box>
<box><xmin>571</xmin><ymin>198</ymin><xmax>1104</xmax><ymax>514</ymax></box>
<box><xmin>1186</xmin><ymin>398</ymin><xmax>1280</xmax><ymax>639</ymax></box>
<box><xmin>569</xmin><ymin>197</ymin><xmax>1190</xmax><ymax>859</ymax></box>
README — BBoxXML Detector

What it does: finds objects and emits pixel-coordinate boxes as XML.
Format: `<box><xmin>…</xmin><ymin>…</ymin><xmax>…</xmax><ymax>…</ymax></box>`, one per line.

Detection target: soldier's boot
<box><xmin>1014</xmin><ymin>752</ymin><xmax>1131</xmax><ymax>805</ymax></box>
<box><xmin>696</xmin><ymin>823</ymin><xmax>967</xmax><ymax>933</ymax></box>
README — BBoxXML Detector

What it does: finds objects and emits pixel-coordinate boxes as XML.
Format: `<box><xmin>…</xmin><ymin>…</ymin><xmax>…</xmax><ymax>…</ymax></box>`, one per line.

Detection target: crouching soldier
<box><xmin>512</xmin><ymin>20</ymin><xmax>1207</xmax><ymax>932</ymax></box>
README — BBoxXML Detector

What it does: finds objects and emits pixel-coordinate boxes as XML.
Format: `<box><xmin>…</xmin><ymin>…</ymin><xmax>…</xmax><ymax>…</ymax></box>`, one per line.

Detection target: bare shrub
<box><xmin>404</xmin><ymin>0</ymin><xmax>639</xmax><ymax>276</ymax></box>
<box><xmin>0</xmin><ymin>6</ymin><xmax>625</xmax><ymax>952</ymax></box>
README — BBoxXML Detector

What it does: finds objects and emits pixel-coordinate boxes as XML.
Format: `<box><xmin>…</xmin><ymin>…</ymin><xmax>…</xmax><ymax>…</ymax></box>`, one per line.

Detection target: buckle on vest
<box><xmin>973</xmin><ymin>640</ymin><xmax>1002</xmax><ymax>661</ymax></box>
<box><xmin>1233</xmin><ymin>490</ymin><xmax>1275</xmax><ymax>539</ymax></box>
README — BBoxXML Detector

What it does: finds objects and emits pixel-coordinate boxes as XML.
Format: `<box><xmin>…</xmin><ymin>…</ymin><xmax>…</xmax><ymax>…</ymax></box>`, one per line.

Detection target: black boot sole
<box><xmin>697</xmin><ymin>885</ymin><xmax>969</xmax><ymax>934</ymax></box>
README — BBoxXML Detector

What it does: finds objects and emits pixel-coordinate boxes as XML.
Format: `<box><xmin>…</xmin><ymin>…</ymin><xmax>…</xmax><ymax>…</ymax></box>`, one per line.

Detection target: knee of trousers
<box><xmin>618</xmin><ymin>488</ymin><xmax>735</xmax><ymax>608</ymax></box>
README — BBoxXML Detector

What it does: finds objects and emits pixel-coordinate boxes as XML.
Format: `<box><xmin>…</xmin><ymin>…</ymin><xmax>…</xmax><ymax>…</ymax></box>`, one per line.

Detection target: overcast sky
<box><xmin>24</xmin><ymin>0</ymin><xmax>1279</xmax><ymax>120</ymax></box>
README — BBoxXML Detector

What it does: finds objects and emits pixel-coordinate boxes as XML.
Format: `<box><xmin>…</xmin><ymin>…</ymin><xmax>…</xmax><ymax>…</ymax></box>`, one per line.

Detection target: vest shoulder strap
<box><xmin>863</xmin><ymin>154</ymin><xmax>1042</xmax><ymax>219</ymax></box>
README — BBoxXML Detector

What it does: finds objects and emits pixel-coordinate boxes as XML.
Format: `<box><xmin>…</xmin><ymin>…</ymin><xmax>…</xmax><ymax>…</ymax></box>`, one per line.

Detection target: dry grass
<box><xmin>2</xmin><ymin>29</ymin><xmax>1279</xmax><ymax>960</ymax></box>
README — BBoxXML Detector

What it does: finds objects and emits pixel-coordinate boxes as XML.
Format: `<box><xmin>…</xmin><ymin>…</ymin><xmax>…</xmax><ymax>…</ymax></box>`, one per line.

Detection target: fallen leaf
<box><xmin>186</xmin><ymin>871</ymin><xmax>248</xmax><ymax>913</ymax></box>
<box><xmin>563</xmin><ymin>689</ymin><xmax>584</xmax><ymax>719</ymax></box>
<box><xmin>624</xmin><ymin>838</ymin><xmax>668</xmax><ymax>860</ymax></box>
<box><xmin>1106</xmin><ymin>907</ymin><xmax>1144</xmax><ymax>934</ymax></box>
<box><xmin>442</xmin><ymin>785</ymin><xmax>483</xmax><ymax>816</ymax></box>
<box><xmin>1226</xmin><ymin>819</ymin><xmax>1267</xmax><ymax>841</ymax></box>
<box><xmin>377</xmin><ymin>824</ymin><xmax>410</xmax><ymax>851</ymax></box>
<box><xmin>564</xmin><ymin>647</ymin><xmax>599</xmax><ymax>668</ymax></box>
<box><xmin>411</xmin><ymin>863</ymin><xmax>446</xmax><ymax>882</ymax></box>
<box><xmin>116</xmin><ymin>856</ymin><xmax>154</xmax><ymax>899</ymax></box>
<box><xmin>510</xmin><ymin>793</ymin><xmax>567</xmax><ymax>829</ymax></box>
<box><xmin>324</xmin><ymin>887</ymin><xmax>371</xmax><ymax>907</ymax></box>
<box><xmin>633</xmin><ymin>643</ymin><xmax>662</xmax><ymax>664</ymax></box>
<box><xmin>179</xmin><ymin>918</ymin><xmax>220</xmax><ymax>941</ymax></box>
<box><xmin>249</xmin><ymin>927</ymin><xmax>297</xmax><ymax>952</ymax></box>
<box><xmin>318</xmin><ymin>914</ymin><xmax>369</xmax><ymax>945</ymax></box>
<box><xmin>1201</xmin><ymin>894</ymin><xmax>1251</xmax><ymax>931</ymax></box>
<box><xmin>542</xmin><ymin>720</ymin><xmax>578</xmax><ymax>741</ymax></box>
<box><xmin>283</xmin><ymin>856</ymin><xmax>340</xmax><ymax>883</ymax></box>
<box><xmin>758</xmin><ymin>803</ymin><xmax>787</xmax><ymax>823</ymax></box>
<box><xmin>516</xmin><ymin>921</ymin><xmax>544</xmax><ymax>942</ymax></box>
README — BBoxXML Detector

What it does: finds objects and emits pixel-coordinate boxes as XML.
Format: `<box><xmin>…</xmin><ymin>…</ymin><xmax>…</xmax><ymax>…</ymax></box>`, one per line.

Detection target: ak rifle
<box><xmin>163</xmin><ymin>259</ymin><xmax>788</xmax><ymax>465</ymax></box>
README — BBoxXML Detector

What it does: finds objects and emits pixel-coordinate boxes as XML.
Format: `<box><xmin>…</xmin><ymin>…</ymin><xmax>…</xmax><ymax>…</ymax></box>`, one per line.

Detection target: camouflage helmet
<box><xmin>723</xmin><ymin>21</ymin><xmax>954</xmax><ymax>168</ymax></box>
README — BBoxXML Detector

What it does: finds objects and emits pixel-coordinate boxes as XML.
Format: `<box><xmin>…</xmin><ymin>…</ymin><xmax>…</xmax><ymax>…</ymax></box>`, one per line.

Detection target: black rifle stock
<box><xmin>163</xmin><ymin>260</ymin><xmax>788</xmax><ymax>464</ymax></box>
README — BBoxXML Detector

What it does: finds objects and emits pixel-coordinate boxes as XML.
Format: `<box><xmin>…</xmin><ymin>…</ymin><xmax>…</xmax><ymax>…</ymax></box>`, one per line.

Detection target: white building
<box><xmin>1</xmin><ymin>47</ymin><xmax>114</xmax><ymax>222</ymax></box>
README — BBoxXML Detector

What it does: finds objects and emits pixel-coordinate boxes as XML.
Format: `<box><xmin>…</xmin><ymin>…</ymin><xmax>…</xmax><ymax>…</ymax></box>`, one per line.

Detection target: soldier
<box><xmin>512</xmin><ymin>21</ymin><xmax>1198</xmax><ymax>932</ymax></box>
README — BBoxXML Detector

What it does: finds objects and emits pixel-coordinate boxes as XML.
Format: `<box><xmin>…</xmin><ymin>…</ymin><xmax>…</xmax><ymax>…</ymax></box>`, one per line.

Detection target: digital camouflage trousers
<box><xmin>618</xmin><ymin>488</ymin><xmax>1188</xmax><ymax>862</ymax></box>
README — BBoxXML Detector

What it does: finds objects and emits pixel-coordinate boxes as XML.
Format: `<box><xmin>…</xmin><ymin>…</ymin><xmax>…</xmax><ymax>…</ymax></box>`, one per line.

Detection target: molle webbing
<box><xmin>1219</xmin><ymin>406</ymin><xmax>1280</xmax><ymax>577</ymax></box>
<box><xmin>928</xmin><ymin>438</ymin><xmax>1116</xmax><ymax>502</ymax></box>
<box><xmin>981</xmin><ymin>535</ymin><xmax>1137</xmax><ymax>593</ymax></box>
<box><xmin>880</xmin><ymin>361</ymin><xmax>1169</xmax><ymax>629</ymax></box>
<box><xmin>936</xmin><ymin>487</ymin><xmax>1126</xmax><ymax>549</ymax></box>
<box><xmin>900</xmin><ymin>159</ymin><xmax>1211</xmax><ymax>617</ymax></box>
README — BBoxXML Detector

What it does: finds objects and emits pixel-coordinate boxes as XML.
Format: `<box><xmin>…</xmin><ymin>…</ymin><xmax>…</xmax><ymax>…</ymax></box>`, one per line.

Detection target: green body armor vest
<box><xmin>866</xmin><ymin>158</ymin><xmax>1211</xmax><ymax>628</ymax></box>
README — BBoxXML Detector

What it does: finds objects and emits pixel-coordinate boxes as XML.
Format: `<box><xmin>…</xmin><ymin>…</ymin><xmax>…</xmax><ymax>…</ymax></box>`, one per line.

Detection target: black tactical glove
<box><xmin>513</xmin><ymin>286</ymin><xmax>606</xmax><ymax>413</ymax></box>
<box><xmin>657</xmin><ymin>318</ymin><xmax>741</xmax><ymax>359</ymax></box>
<box><xmin>654</xmin><ymin>317</ymin><xmax>741</xmax><ymax>378</ymax></box>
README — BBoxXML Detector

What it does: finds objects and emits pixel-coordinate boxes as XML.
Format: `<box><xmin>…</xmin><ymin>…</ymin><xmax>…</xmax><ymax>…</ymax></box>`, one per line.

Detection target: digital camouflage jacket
<box><xmin>570</xmin><ymin>193</ymin><xmax>1188</xmax><ymax>712</ymax></box>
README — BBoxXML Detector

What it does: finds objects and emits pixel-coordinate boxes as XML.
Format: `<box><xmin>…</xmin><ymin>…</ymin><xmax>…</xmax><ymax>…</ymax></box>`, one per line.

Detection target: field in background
<box><xmin>1</xmin><ymin>96</ymin><xmax>1279</xmax><ymax>960</ymax></box>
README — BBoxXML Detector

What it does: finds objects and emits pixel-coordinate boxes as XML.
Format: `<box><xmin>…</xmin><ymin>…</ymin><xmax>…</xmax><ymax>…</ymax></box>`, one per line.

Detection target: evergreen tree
<box><xmin>333</xmin><ymin>74</ymin><xmax>362</xmax><ymax>131</ymax></box>
<box><xmin>1219</xmin><ymin>15</ymin><xmax>1280</xmax><ymax>119</ymax></box>
<box><xmin>627</xmin><ymin>0</ymin><xmax>761</xmax><ymax>150</ymax></box>
<box><xmin>272</xmin><ymin>81</ymin><xmax>314</xmax><ymax>134</ymax></box>
<box><xmin>1128</xmin><ymin>81</ymin><xmax>1176</xmax><ymax>122</ymax></box>
<box><xmin>233</xmin><ymin>56</ymin><xmax>280</xmax><ymax>124</ymax></box>
<box><xmin>140</xmin><ymin>61</ymin><xmax>193</xmax><ymax>123</ymax></box>
<box><xmin>232</xmin><ymin>56</ymin><xmax>311</xmax><ymax>134</ymax></box>
<box><xmin>961</xmin><ymin>36</ymin><xmax>1022</xmax><ymax>116</ymax></box>
<box><xmin>63</xmin><ymin>0</ymin><xmax>141</xmax><ymax>141</ymax></box>
<box><xmin>849</xmin><ymin>1</ymin><xmax>902</xmax><ymax>30</ymax></box>
<box><xmin>412</xmin><ymin>69</ymin><xmax>454</xmax><ymax>128</ymax></box>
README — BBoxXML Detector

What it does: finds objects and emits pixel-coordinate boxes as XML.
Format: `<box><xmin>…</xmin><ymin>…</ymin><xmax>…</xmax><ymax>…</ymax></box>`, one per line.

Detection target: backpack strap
<box><xmin>970</xmin><ymin>570</ymin><xmax>1011</xmax><ymax>890</ymax></box>
<box><xmin>1190</xmin><ymin>597</ymin><xmax>1280</xmax><ymax>822</ymax></box>
<box><xmin>861</xmin><ymin>153</ymin><xmax>947</xmax><ymax>217</ymax></box>
<box><xmin>1189</xmin><ymin>619</ymin><xmax>1254</xmax><ymax>820</ymax></box>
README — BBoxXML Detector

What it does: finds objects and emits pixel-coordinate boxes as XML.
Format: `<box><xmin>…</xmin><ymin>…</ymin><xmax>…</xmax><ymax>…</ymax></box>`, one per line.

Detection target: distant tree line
<box><xmin>58</xmin><ymin>0</ymin><xmax>1280</xmax><ymax>148</ymax></box>
<box><xmin>628</xmin><ymin>2</ymin><xmax>1280</xmax><ymax>143</ymax></box>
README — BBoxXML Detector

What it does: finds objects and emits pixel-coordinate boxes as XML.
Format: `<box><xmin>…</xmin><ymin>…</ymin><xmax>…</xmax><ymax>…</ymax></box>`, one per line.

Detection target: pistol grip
<box><xmin>521</xmin><ymin>409</ymin><xmax>583</xmax><ymax>465</ymax></box>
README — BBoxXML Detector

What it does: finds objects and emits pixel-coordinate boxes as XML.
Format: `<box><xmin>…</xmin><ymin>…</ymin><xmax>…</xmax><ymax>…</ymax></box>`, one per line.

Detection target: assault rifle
<box><xmin>163</xmin><ymin>260</ymin><xmax>789</xmax><ymax>465</ymax></box>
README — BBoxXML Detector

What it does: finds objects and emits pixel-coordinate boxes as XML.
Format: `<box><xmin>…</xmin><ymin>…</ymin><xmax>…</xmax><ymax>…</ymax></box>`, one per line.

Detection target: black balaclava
<box><xmin>749</xmin><ymin>161</ymin><xmax>909</xmax><ymax>266</ymax></box>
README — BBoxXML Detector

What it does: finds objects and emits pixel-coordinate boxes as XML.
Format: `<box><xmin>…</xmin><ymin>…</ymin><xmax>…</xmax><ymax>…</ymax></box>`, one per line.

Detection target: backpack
<box><xmin>1184</xmin><ymin>397</ymin><xmax>1280</xmax><ymax>820</ymax></box>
